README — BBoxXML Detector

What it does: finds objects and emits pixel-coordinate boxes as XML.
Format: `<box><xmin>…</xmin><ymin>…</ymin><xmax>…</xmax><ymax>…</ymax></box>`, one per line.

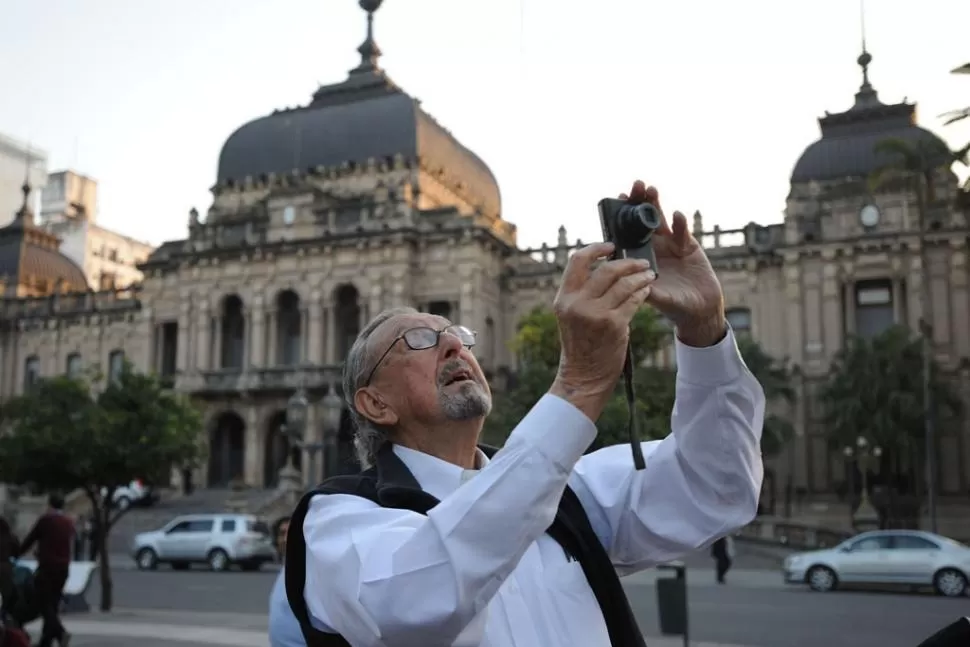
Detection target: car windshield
<box><xmin>248</xmin><ymin>521</ymin><xmax>270</xmax><ymax>536</ymax></box>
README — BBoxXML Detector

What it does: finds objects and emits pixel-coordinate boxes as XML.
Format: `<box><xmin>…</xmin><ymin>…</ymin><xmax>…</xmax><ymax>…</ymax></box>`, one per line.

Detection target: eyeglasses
<box><xmin>363</xmin><ymin>324</ymin><xmax>477</xmax><ymax>387</ymax></box>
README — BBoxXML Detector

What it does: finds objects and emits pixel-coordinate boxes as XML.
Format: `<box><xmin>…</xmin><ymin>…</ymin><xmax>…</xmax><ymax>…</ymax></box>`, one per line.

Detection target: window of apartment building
<box><xmin>108</xmin><ymin>349</ymin><xmax>125</xmax><ymax>384</ymax></box>
<box><xmin>726</xmin><ymin>307</ymin><xmax>753</xmax><ymax>336</ymax></box>
<box><xmin>99</xmin><ymin>272</ymin><xmax>117</xmax><ymax>291</ymax></box>
<box><xmin>855</xmin><ymin>279</ymin><xmax>894</xmax><ymax>340</ymax></box>
<box><xmin>428</xmin><ymin>301</ymin><xmax>453</xmax><ymax>319</ymax></box>
<box><xmin>66</xmin><ymin>353</ymin><xmax>83</xmax><ymax>378</ymax></box>
<box><xmin>24</xmin><ymin>355</ymin><xmax>40</xmax><ymax>391</ymax></box>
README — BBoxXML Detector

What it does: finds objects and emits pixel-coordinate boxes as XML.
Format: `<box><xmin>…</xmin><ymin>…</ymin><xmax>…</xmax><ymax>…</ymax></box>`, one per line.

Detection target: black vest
<box><xmin>284</xmin><ymin>444</ymin><xmax>646</xmax><ymax>647</ymax></box>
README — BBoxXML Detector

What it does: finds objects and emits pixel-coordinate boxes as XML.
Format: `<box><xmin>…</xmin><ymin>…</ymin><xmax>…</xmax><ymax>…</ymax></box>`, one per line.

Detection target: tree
<box><xmin>819</xmin><ymin>326</ymin><xmax>962</xmax><ymax>502</ymax></box>
<box><xmin>735</xmin><ymin>336</ymin><xmax>796</xmax><ymax>459</ymax></box>
<box><xmin>483</xmin><ymin>306</ymin><xmax>675</xmax><ymax>450</ymax></box>
<box><xmin>0</xmin><ymin>362</ymin><xmax>204</xmax><ymax>611</ymax></box>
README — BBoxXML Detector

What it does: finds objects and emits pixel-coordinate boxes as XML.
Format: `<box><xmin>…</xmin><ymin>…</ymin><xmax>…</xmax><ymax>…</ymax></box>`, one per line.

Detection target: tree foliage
<box><xmin>483</xmin><ymin>305</ymin><xmax>677</xmax><ymax>450</ymax></box>
<box><xmin>819</xmin><ymin>326</ymin><xmax>962</xmax><ymax>455</ymax></box>
<box><xmin>0</xmin><ymin>362</ymin><xmax>204</xmax><ymax>611</ymax></box>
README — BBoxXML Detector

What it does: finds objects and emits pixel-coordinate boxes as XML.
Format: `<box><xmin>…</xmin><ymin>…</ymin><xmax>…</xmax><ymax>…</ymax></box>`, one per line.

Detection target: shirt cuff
<box><xmin>675</xmin><ymin>325</ymin><xmax>746</xmax><ymax>387</ymax></box>
<box><xmin>508</xmin><ymin>394</ymin><xmax>598</xmax><ymax>471</ymax></box>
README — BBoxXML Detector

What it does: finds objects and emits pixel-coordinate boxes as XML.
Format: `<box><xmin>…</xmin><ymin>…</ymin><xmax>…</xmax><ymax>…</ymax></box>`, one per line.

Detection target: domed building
<box><xmin>0</xmin><ymin>179</ymin><xmax>88</xmax><ymax>298</ymax></box>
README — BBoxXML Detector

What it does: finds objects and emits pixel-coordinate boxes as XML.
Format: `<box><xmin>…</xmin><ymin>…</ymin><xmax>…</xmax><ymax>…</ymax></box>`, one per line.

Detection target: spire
<box><xmin>12</xmin><ymin>158</ymin><xmax>35</xmax><ymax>228</ymax></box>
<box><xmin>351</xmin><ymin>0</ymin><xmax>384</xmax><ymax>75</ymax></box>
<box><xmin>853</xmin><ymin>0</ymin><xmax>881</xmax><ymax>109</ymax></box>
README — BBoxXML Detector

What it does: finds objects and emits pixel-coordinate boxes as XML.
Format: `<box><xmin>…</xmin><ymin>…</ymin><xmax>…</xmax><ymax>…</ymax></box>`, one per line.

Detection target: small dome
<box><xmin>0</xmin><ymin>182</ymin><xmax>89</xmax><ymax>293</ymax></box>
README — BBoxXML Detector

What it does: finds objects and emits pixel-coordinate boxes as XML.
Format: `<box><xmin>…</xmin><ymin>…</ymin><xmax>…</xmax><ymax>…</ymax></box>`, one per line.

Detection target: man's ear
<box><xmin>354</xmin><ymin>387</ymin><xmax>399</xmax><ymax>427</ymax></box>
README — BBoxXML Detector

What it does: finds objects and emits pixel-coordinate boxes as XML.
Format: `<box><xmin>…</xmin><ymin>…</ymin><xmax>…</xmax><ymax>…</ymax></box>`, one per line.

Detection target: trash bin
<box><xmin>655</xmin><ymin>561</ymin><xmax>688</xmax><ymax>638</ymax></box>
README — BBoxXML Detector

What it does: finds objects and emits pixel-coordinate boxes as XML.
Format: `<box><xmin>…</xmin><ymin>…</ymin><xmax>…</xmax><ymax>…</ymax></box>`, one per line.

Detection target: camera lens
<box><xmin>614</xmin><ymin>204</ymin><xmax>660</xmax><ymax>248</ymax></box>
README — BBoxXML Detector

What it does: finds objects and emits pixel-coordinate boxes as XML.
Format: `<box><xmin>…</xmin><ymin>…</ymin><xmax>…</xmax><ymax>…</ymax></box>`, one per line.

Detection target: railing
<box><xmin>180</xmin><ymin>365</ymin><xmax>343</xmax><ymax>394</ymax></box>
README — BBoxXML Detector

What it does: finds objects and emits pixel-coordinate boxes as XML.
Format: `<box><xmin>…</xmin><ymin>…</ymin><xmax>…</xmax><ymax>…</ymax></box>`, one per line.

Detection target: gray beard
<box><xmin>438</xmin><ymin>381</ymin><xmax>492</xmax><ymax>421</ymax></box>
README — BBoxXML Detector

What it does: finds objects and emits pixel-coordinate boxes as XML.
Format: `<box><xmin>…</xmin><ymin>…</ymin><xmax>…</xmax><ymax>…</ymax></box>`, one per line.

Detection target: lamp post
<box><xmin>844</xmin><ymin>436</ymin><xmax>882</xmax><ymax>531</ymax></box>
<box><xmin>282</xmin><ymin>387</ymin><xmax>324</xmax><ymax>486</ymax></box>
<box><xmin>321</xmin><ymin>385</ymin><xmax>344</xmax><ymax>478</ymax></box>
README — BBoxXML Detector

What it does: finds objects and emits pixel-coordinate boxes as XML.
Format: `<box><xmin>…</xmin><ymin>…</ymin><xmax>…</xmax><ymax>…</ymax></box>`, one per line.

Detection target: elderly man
<box><xmin>283</xmin><ymin>182</ymin><xmax>765</xmax><ymax>647</ymax></box>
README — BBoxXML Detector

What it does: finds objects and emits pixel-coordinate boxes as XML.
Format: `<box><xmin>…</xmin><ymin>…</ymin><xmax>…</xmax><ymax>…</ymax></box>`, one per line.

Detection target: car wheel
<box><xmin>208</xmin><ymin>549</ymin><xmax>230</xmax><ymax>572</ymax></box>
<box><xmin>135</xmin><ymin>548</ymin><xmax>158</xmax><ymax>571</ymax></box>
<box><xmin>806</xmin><ymin>565</ymin><xmax>838</xmax><ymax>592</ymax></box>
<box><xmin>933</xmin><ymin>568</ymin><xmax>968</xmax><ymax>597</ymax></box>
<box><xmin>116</xmin><ymin>496</ymin><xmax>132</xmax><ymax>511</ymax></box>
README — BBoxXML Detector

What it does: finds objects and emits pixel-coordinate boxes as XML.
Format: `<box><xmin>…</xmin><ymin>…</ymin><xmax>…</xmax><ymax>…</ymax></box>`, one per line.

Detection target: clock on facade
<box><xmin>859</xmin><ymin>203</ymin><xmax>881</xmax><ymax>228</ymax></box>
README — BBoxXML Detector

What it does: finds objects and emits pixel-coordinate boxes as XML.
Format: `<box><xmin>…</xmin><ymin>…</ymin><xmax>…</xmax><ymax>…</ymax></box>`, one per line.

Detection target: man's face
<box><xmin>358</xmin><ymin>313</ymin><xmax>492</xmax><ymax>427</ymax></box>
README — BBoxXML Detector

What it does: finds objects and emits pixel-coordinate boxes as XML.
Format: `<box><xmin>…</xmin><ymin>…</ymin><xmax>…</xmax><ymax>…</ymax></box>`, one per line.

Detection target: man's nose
<box><xmin>439</xmin><ymin>330</ymin><xmax>464</xmax><ymax>357</ymax></box>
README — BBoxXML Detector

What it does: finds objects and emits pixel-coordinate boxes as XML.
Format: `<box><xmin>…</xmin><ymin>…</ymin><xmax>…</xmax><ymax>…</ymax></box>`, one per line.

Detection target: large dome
<box><xmin>215</xmin><ymin>3</ymin><xmax>501</xmax><ymax>218</ymax></box>
<box><xmin>790</xmin><ymin>51</ymin><xmax>949</xmax><ymax>184</ymax></box>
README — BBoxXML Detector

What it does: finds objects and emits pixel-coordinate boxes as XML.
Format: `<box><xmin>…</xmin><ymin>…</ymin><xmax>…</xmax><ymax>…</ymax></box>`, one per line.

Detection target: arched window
<box><xmin>24</xmin><ymin>355</ymin><xmax>40</xmax><ymax>391</ymax></box>
<box><xmin>108</xmin><ymin>350</ymin><xmax>125</xmax><ymax>384</ymax></box>
<box><xmin>66</xmin><ymin>353</ymin><xmax>82</xmax><ymax>378</ymax></box>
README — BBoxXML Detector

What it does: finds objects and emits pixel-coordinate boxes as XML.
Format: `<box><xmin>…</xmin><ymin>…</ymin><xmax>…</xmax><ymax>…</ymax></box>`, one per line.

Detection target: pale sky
<box><xmin>1</xmin><ymin>0</ymin><xmax>968</xmax><ymax>249</ymax></box>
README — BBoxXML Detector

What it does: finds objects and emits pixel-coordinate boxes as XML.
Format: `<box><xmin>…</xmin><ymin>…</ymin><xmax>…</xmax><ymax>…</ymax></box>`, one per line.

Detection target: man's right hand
<box><xmin>549</xmin><ymin>241</ymin><xmax>656</xmax><ymax>421</ymax></box>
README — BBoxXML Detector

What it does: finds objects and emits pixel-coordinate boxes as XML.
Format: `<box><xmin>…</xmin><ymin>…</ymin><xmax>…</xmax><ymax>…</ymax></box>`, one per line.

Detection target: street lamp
<box><xmin>321</xmin><ymin>384</ymin><xmax>343</xmax><ymax>478</ymax></box>
<box><xmin>282</xmin><ymin>388</ymin><xmax>324</xmax><ymax>486</ymax></box>
<box><xmin>843</xmin><ymin>436</ymin><xmax>882</xmax><ymax>531</ymax></box>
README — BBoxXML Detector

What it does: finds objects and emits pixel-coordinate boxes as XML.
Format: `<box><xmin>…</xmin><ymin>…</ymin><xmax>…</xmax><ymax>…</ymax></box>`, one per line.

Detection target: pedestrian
<box><xmin>711</xmin><ymin>535</ymin><xmax>735</xmax><ymax>584</ymax></box>
<box><xmin>0</xmin><ymin>517</ymin><xmax>19</xmax><ymax>622</ymax></box>
<box><xmin>17</xmin><ymin>494</ymin><xmax>74</xmax><ymax>647</ymax></box>
<box><xmin>268</xmin><ymin>519</ymin><xmax>305</xmax><ymax>647</ymax></box>
<box><xmin>279</xmin><ymin>182</ymin><xmax>766</xmax><ymax>647</ymax></box>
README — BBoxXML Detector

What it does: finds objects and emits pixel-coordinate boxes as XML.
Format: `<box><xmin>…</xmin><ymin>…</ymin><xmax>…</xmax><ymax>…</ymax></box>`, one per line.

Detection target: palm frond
<box><xmin>941</xmin><ymin>107</ymin><xmax>970</xmax><ymax>126</ymax></box>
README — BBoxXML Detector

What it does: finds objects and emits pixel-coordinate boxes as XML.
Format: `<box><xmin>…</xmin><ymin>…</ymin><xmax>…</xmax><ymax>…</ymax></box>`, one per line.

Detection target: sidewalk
<box><xmin>25</xmin><ymin>607</ymin><xmax>755</xmax><ymax>647</ymax></box>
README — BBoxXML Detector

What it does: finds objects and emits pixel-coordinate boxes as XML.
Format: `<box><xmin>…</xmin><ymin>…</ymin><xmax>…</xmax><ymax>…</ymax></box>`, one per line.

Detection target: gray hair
<box><xmin>343</xmin><ymin>306</ymin><xmax>419</xmax><ymax>469</ymax></box>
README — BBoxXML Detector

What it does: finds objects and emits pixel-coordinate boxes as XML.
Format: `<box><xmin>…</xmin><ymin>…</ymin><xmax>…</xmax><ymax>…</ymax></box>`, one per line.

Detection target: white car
<box><xmin>783</xmin><ymin>529</ymin><xmax>970</xmax><ymax>597</ymax></box>
<box><xmin>131</xmin><ymin>513</ymin><xmax>277</xmax><ymax>572</ymax></box>
<box><xmin>101</xmin><ymin>480</ymin><xmax>158</xmax><ymax>510</ymax></box>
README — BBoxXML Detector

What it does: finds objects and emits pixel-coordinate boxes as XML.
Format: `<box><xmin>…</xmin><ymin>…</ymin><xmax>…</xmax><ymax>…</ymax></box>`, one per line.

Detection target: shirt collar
<box><xmin>391</xmin><ymin>444</ymin><xmax>490</xmax><ymax>501</ymax></box>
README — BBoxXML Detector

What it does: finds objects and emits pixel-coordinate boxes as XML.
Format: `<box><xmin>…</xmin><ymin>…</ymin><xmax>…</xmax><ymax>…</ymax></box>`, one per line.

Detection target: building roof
<box><xmin>215</xmin><ymin>1</ymin><xmax>501</xmax><ymax>219</ymax></box>
<box><xmin>0</xmin><ymin>180</ymin><xmax>89</xmax><ymax>293</ymax></box>
<box><xmin>790</xmin><ymin>50</ymin><xmax>949</xmax><ymax>184</ymax></box>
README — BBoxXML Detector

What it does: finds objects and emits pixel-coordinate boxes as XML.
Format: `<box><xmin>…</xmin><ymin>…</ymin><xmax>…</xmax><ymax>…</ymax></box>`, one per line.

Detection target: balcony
<box><xmin>179</xmin><ymin>365</ymin><xmax>344</xmax><ymax>395</ymax></box>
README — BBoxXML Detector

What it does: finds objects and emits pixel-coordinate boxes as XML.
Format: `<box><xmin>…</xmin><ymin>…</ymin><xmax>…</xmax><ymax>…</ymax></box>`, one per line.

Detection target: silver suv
<box><xmin>131</xmin><ymin>513</ymin><xmax>277</xmax><ymax>572</ymax></box>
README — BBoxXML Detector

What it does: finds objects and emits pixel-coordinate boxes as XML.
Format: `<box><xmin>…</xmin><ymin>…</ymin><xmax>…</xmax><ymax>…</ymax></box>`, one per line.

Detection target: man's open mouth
<box><xmin>444</xmin><ymin>370</ymin><xmax>473</xmax><ymax>386</ymax></box>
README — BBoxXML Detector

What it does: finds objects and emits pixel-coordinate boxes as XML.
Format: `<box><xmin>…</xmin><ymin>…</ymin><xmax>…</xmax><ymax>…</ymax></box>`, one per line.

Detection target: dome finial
<box><xmin>352</xmin><ymin>0</ymin><xmax>384</xmax><ymax>75</ymax></box>
<box><xmin>13</xmin><ymin>152</ymin><xmax>35</xmax><ymax>228</ymax></box>
<box><xmin>852</xmin><ymin>0</ymin><xmax>880</xmax><ymax>109</ymax></box>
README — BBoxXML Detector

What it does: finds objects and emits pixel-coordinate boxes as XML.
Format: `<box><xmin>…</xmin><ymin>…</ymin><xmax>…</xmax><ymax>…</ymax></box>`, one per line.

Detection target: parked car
<box><xmin>100</xmin><ymin>480</ymin><xmax>159</xmax><ymax>511</ymax></box>
<box><xmin>783</xmin><ymin>529</ymin><xmax>970</xmax><ymax>597</ymax></box>
<box><xmin>131</xmin><ymin>513</ymin><xmax>276</xmax><ymax>572</ymax></box>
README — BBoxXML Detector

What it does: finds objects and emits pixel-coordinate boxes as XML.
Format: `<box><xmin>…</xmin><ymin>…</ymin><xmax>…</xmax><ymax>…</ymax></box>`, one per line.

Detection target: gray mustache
<box><xmin>439</xmin><ymin>360</ymin><xmax>473</xmax><ymax>386</ymax></box>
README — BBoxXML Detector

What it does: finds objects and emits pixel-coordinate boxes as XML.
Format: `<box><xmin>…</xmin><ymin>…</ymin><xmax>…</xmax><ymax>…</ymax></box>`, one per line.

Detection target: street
<box><xmin>75</xmin><ymin>566</ymin><xmax>965</xmax><ymax>647</ymax></box>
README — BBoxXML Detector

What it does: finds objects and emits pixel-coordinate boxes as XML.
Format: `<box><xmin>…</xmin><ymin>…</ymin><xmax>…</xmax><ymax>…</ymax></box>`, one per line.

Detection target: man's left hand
<box><xmin>619</xmin><ymin>180</ymin><xmax>725</xmax><ymax>347</ymax></box>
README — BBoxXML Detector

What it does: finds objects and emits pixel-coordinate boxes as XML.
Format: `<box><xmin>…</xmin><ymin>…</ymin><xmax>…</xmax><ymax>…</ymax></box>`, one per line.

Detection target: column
<box><xmin>842</xmin><ymin>280</ymin><xmax>856</xmax><ymax>337</ymax></box>
<box><xmin>368</xmin><ymin>284</ymin><xmax>383</xmax><ymax>329</ymax></box>
<box><xmin>211</xmin><ymin>315</ymin><xmax>222</xmax><ymax>369</ymax></box>
<box><xmin>250</xmin><ymin>297</ymin><xmax>265</xmax><ymax>368</ymax></box>
<box><xmin>244</xmin><ymin>406</ymin><xmax>261</xmax><ymax>487</ymax></box>
<box><xmin>195</xmin><ymin>302</ymin><xmax>210</xmax><ymax>371</ymax></box>
<box><xmin>308</xmin><ymin>294</ymin><xmax>324</xmax><ymax>364</ymax></box>
<box><xmin>300</xmin><ymin>307</ymin><xmax>310</xmax><ymax>363</ymax></box>
<box><xmin>326</xmin><ymin>300</ymin><xmax>338</xmax><ymax>365</ymax></box>
<box><xmin>266</xmin><ymin>310</ymin><xmax>278</xmax><ymax>366</ymax></box>
<box><xmin>891</xmin><ymin>277</ymin><xmax>904</xmax><ymax>325</ymax></box>
<box><xmin>176</xmin><ymin>304</ymin><xmax>191</xmax><ymax>375</ymax></box>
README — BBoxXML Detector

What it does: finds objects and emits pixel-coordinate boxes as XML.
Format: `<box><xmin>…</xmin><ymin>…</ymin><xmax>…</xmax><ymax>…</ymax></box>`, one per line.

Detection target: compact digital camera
<box><xmin>597</xmin><ymin>198</ymin><xmax>661</xmax><ymax>274</ymax></box>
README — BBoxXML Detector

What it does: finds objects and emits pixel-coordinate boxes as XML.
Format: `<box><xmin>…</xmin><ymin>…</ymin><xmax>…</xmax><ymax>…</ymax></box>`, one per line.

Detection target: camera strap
<box><xmin>623</xmin><ymin>339</ymin><xmax>647</xmax><ymax>470</ymax></box>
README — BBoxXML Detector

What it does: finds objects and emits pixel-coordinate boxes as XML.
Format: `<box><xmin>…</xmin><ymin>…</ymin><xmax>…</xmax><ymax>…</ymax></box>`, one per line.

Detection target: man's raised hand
<box><xmin>550</xmin><ymin>241</ymin><xmax>655</xmax><ymax>421</ymax></box>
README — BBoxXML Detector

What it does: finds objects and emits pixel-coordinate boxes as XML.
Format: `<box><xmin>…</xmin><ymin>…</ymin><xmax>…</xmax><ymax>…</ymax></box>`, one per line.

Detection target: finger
<box><xmin>671</xmin><ymin>210</ymin><xmax>690</xmax><ymax>247</ymax></box>
<box><xmin>617</xmin><ymin>287</ymin><xmax>652</xmax><ymax>324</ymax></box>
<box><xmin>626</xmin><ymin>182</ymin><xmax>672</xmax><ymax>236</ymax></box>
<box><xmin>585</xmin><ymin>257</ymin><xmax>651</xmax><ymax>299</ymax></box>
<box><xmin>600</xmin><ymin>268</ymin><xmax>656</xmax><ymax>309</ymax></box>
<box><xmin>559</xmin><ymin>241</ymin><xmax>616</xmax><ymax>293</ymax></box>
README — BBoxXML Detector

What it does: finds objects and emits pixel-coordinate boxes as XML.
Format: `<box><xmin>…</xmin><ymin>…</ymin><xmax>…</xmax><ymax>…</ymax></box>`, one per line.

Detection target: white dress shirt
<box><xmin>303</xmin><ymin>329</ymin><xmax>765</xmax><ymax>647</ymax></box>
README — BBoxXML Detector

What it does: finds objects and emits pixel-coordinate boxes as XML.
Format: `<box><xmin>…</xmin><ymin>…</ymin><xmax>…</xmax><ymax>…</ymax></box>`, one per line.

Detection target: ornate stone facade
<box><xmin>0</xmin><ymin>14</ymin><xmax>967</xmax><ymax>514</ymax></box>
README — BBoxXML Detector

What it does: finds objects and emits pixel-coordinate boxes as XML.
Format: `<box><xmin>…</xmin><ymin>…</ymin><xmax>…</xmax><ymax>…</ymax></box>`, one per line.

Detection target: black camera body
<box><xmin>597</xmin><ymin>198</ymin><xmax>661</xmax><ymax>275</ymax></box>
